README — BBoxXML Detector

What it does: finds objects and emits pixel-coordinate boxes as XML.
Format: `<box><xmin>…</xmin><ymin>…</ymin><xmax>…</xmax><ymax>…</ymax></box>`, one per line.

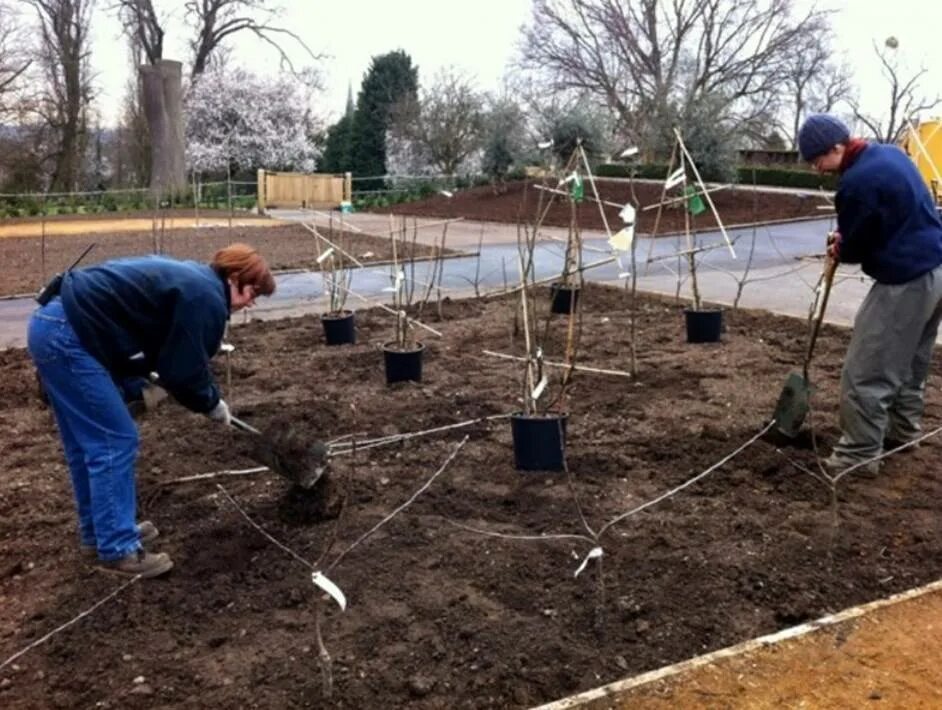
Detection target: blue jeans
<box><xmin>27</xmin><ymin>299</ymin><xmax>141</xmax><ymax>561</ymax></box>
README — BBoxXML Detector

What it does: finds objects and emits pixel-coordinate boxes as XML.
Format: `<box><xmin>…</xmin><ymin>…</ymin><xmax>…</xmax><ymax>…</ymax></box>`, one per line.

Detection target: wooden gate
<box><xmin>257</xmin><ymin>170</ymin><xmax>351</xmax><ymax>211</ymax></box>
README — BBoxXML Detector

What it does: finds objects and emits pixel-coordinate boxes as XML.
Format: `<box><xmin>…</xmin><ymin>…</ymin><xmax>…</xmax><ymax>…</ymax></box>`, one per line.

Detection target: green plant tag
<box><xmin>570</xmin><ymin>174</ymin><xmax>584</xmax><ymax>203</ymax></box>
<box><xmin>686</xmin><ymin>186</ymin><xmax>706</xmax><ymax>215</ymax></box>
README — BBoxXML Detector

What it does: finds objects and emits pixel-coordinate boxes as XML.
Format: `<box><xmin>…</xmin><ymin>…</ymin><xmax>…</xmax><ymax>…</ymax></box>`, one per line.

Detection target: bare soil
<box><xmin>374</xmin><ymin>179</ymin><xmax>829</xmax><ymax>234</ymax></box>
<box><xmin>0</xmin><ymin>223</ymin><xmax>447</xmax><ymax>298</ymax></box>
<box><xmin>1</xmin><ymin>284</ymin><xmax>939</xmax><ymax>709</ymax></box>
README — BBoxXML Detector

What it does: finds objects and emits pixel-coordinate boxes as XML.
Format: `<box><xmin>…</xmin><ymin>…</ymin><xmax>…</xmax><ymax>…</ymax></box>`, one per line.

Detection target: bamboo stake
<box><xmin>517</xmin><ymin>253</ymin><xmax>536</xmax><ymax>414</ymax></box>
<box><xmin>483</xmin><ymin>350</ymin><xmax>633</xmax><ymax>378</ymax></box>
<box><xmin>673</xmin><ymin>128</ymin><xmax>735</xmax><ymax>257</ymax></box>
<box><xmin>644</xmin><ymin>139</ymin><xmax>679</xmax><ymax>271</ymax></box>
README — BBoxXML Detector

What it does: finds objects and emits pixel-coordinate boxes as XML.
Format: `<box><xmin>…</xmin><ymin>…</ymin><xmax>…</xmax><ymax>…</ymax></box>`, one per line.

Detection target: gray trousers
<box><xmin>835</xmin><ymin>263</ymin><xmax>942</xmax><ymax>460</ymax></box>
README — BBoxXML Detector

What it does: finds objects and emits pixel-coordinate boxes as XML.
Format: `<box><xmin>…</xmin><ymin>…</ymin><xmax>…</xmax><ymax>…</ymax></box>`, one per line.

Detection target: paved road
<box><xmin>2</xmin><ymin>212</ymin><xmax>873</xmax><ymax>350</ymax></box>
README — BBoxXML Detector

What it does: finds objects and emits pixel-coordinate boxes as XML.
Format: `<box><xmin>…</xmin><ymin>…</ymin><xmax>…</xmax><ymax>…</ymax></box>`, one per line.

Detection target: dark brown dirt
<box><xmin>0</xmin><ymin>223</ymin><xmax>446</xmax><ymax>298</ymax></box>
<box><xmin>374</xmin><ymin>179</ymin><xmax>829</xmax><ymax>234</ymax></box>
<box><xmin>1</xmin><ymin>284</ymin><xmax>939</xmax><ymax>709</ymax></box>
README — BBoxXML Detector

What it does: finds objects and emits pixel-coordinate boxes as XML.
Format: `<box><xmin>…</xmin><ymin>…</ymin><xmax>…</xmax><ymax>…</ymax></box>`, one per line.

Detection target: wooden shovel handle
<box><xmin>803</xmin><ymin>256</ymin><xmax>838</xmax><ymax>379</ymax></box>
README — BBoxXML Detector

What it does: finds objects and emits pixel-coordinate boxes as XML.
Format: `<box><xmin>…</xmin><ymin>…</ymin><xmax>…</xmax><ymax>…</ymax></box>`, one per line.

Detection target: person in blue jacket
<box><xmin>798</xmin><ymin>114</ymin><xmax>942</xmax><ymax>475</ymax></box>
<box><xmin>28</xmin><ymin>243</ymin><xmax>275</xmax><ymax>577</ymax></box>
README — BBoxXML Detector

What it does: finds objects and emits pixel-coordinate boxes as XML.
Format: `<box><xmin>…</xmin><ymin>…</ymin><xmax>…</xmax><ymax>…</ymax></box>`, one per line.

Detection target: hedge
<box><xmin>594</xmin><ymin>163</ymin><xmax>838</xmax><ymax>190</ymax></box>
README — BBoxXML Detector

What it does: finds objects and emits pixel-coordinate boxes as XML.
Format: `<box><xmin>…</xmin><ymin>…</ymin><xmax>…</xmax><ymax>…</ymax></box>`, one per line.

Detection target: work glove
<box><xmin>826</xmin><ymin>230</ymin><xmax>841</xmax><ymax>261</ymax></box>
<box><xmin>207</xmin><ymin>399</ymin><xmax>231</xmax><ymax>426</ymax></box>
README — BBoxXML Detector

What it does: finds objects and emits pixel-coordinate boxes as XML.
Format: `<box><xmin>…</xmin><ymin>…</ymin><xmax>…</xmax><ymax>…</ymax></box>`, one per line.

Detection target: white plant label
<box><xmin>558</xmin><ymin>171</ymin><xmax>578</xmax><ymax>188</ymax></box>
<box><xmin>312</xmin><ymin>571</ymin><xmax>347</xmax><ymax>610</ymax></box>
<box><xmin>608</xmin><ymin>227</ymin><xmax>635</xmax><ymax>253</ymax></box>
<box><xmin>573</xmin><ymin>547</ymin><xmax>604</xmax><ymax>578</ymax></box>
<box><xmin>664</xmin><ymin>166</ymin><xmax>686</xmax><ymax>189</ymax></box>
<box><xmin>531</xmin><ymin>375</ymin><xmax>549</xmax><ymax>400</ymax></box>
<box><xmin>619</xmin><ymin>203</ymin><xmax>636</xmax><ymax>225</ymax></box>
<box><xmin>620</xmin><ymin>146</ymin><xmax>639</xmax><ymax>158</ymax></box>
<box><xmin>219</xmin><ymin>343</ymin><xmax>235</xmax><ymax>354</ymax></box>
<box><xmin>538</xmin><ymin>139</ymin><xmax>554</xmax><ymax>149</ymax></box>
<box><xmin>439</xmin><ymin>190</ymin><xmax>454</xmax><ymax>198</ymax></box>
<box><xmin>384</xmin><ymin>271</ymin><xmax>405</xmax><ymax>293</ymax></box>
<box><xmin>316</xmin><ymin>247</ymin><xmax>335</xmax><ymax>264</ymax></box>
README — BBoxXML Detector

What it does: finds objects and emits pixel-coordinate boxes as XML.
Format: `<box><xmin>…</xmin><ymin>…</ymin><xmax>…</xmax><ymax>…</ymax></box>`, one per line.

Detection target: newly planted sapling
<box><xmin>383</xmin><ymin>216</ymin><xmax>425</xmax><ymax>383</ymax></box>
<box><xmin>315</xmin><ymin>216</ymin><xmax>356</xmax><ymax>345</ymax></box>
<box><xmin>650</xmin><ymin>128</ymin><xmax>736</xmax><ymax>343</ymax></box>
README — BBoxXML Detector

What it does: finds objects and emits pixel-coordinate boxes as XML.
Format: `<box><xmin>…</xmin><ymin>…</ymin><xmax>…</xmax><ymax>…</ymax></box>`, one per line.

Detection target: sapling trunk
<box><xmin>594</xmin><ymin>554</ymin><xmax>605</xmax><ymax>639</ymax></box>
<box><xmin>314</xmin><ymin>600</ymin><xmax>333</xmax><ymax>697</ymax></box>
<box><xmin>628</xmin><ymin>175</ymin><xmax>640</xmax><ymax>376</ymax></box>
<box><xmin>436</xmin><ymin>221</ymin><xmax>448</xmax><ymax>321</ymax></box>
<box><xmin>733</xmin><ymin>169</ymin><xmax>760</xmax><ymax>310</ymax></box>
<box><xmin>683</xmin><ymin>166</ymin><xmax>702</xmax><ymax>311</ymax></box>
<box><xmin>472</xmin><ymin>226</ymin><xmax>484</xmax><ymax>297</ymax></box>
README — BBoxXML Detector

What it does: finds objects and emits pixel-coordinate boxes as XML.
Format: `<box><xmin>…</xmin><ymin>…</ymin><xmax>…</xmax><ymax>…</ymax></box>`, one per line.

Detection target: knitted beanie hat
<box><xmin>798</xmin><ymin>114</ymin><xmax>850</xmax><ymax>161</ymax></box>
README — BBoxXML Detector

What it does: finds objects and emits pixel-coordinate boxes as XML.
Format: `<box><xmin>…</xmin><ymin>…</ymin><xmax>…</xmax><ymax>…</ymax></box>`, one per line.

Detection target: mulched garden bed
<box><xmin>0</xmin><ymin>223</ymin><xmax>448</xmax><ymax>298</ymax></box>
<box><xmin>0</xmin><ymin>283</ymin><xmax>938</xmax><ymax>709</ymax></box>
<box><xmin>374</xmin><ymin>179</ymin><xmax>831</xmax><ymax>235</ymax></box>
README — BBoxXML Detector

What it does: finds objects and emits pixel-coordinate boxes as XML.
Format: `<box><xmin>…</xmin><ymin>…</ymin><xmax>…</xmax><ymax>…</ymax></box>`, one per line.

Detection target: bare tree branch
<box><xmin>851</xmin><ymin>40</ymin><xmax>941</xmax><ymax>143</ymax></box>
<box><xmin>518</xmin><ymin>0</ymin><xmax>834</xmax><ymax>154</ymax></box>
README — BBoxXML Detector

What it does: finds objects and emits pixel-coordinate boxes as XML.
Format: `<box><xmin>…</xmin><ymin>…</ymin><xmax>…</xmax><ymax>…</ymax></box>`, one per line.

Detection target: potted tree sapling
<box><xmin>316</xmin><ymin>225</ymin><xmax>356</xmax><ymax>345</ymax></box>
<box><xmin>657</xmin><ymin>128</ymin><xmax>735</xmax><ymax>343</ymax></box>
<box><xmin>382</xmin><ymin>222</ymin><xmax>425</xmax><ymax>384</ymax></box>
<box><xmin>509</xmin><ymin>222</ymin><xmax>581</xmax><ymax>471</ymax></box>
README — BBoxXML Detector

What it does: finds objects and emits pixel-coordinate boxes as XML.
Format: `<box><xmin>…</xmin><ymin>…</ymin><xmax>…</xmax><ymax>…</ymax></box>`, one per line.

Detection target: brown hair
<box><xmin>211</xmin><ymin>243</ymin><xmax>276</xmax><ymax>296</ymax></box>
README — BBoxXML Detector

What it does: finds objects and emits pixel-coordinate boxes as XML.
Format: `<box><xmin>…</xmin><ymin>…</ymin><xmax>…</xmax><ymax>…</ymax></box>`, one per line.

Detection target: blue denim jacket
<box><xmin>60</xmin><ymin>256</ymin><xmax>229</xmax><ymax>413</ymax></box>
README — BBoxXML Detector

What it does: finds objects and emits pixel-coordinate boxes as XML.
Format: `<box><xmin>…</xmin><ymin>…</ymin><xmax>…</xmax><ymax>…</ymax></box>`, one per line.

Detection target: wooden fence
<box><xmin>257</xmin><ymin>170</ymin><xmax>352</xmax><ymax>211</ymax></box>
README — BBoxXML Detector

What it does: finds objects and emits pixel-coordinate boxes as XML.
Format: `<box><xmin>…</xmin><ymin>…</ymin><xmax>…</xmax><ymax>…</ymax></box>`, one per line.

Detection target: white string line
<box><xmin>0</xmin><ymin>575</ymin><xmax>142</xmax><ymax>672</ymax></box>
<box><xmin>328</xmin><ymin>436</ymin><xmax>468</xmax><ymax>568</ymax></box>
<box><xmin>447</xmin><ymin>422</ymin><xmax>774</xmax><ymax>545</ymax></box>
<box><xmin>831</xmin><ymin>425</ymin><xmax>942</xmax><ymax>484</ymax></box>
<box><xmin>164</xmin><ymin>466</ymin><xmax>269</xmax><ymax>485</ymax></box>
<box><xmin>216</xmin><ymin>485</ymin><xmax>315</xmax><ymax>570</ymax></box>
<box><xmin>330</xmin><ymin>414</ymin><xmax>512</xmax><ymax>453</ymax></box>
<box><xmin>215</xmin><ymin>436</ymin><xmax>468</xmax><ymax>576</ymax></box>
<box><xmin>597</xmin><ymin>420</ymin><xmax>776</xmax><ymax>537</ymax></box>
<box><xmin>445</xmin><ymin>521</ymin><xmax>594</xmax><ymax>545</ymax></box>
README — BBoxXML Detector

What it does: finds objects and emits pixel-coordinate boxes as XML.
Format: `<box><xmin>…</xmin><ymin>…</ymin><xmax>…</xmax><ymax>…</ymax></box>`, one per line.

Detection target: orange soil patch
<box><xmin>0</xmin><ymin>216</ymin><xmax>285</xmax><ymax>239</ymax></box>
<box><xmin>553</xmin><ymin>582</ymin><xmax>942</xmax><ymax>709</ymax></box>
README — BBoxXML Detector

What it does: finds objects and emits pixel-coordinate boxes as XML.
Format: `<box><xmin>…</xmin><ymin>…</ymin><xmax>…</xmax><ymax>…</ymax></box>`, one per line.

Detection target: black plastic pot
<box><xmin>383</xmin><ymin>341</ymin><xmax>425</xmax><ymax>384</ymax></box>
<box><xmin>684</xmin><ymin>308</ymin><xmax>723</xmax><ymax>343</ymax></box>
<box><xmin>321</xmin><ymin>311</ymin><xmax>356</xmax><ymax>345</ymax></box>
<box><xmin>550</xmin><ymin>283</ymin><xmax>580</xmax><ymax>314</ymax></box>
<box><xmin>511</xmin><ymin>412</ymin><xmax>568</xmax><ymax>471</ymax></box>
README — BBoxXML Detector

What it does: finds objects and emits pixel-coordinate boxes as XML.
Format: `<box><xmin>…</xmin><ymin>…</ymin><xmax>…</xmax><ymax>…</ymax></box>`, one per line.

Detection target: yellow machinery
<box><xmin>900</xmin><ymin>119</ymin><xmax>942</xmax><ymax>204</ymax></box>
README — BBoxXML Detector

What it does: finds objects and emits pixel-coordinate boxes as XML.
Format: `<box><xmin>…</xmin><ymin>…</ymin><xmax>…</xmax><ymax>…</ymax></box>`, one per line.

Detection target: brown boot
<box><xmin>81</xmin><ymin>521</ymin><xmax>160</xmax><ymax>559</ymax></box>
<box><xmin>98</xmin><ymin>549</ymin><xmax>173</xmax><ymax>578</ymax></box>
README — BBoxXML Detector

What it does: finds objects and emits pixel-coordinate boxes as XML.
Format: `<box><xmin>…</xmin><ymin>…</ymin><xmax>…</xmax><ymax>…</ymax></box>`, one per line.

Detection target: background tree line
<box><xmin>0</xmin><ymin>0</ymin><xmax>938</xmax><ymax>197</ymax></box>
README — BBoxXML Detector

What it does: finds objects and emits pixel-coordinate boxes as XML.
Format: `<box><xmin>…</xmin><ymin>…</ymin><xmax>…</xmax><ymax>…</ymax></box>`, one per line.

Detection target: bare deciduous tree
<box><xmin>0</xmin><ymin>2</ymin><xmax>32</xmax><ymax>113</ymax></box>
<box><xmin>113</xmin><ymin>0</ymin><xmax>321</xmax><ymax>195</ymax></box>
<box><xmin>22</xmin><ymin>0</ymin><xmax>95</xmax><ymax>191</ymax></box>
<box><xmin>389</xmin><ymin>67</ymin><xmax>486</xmax><ymax>175</ymax></box>
<box><xmin>778</xmin><ymin>29</ymin><xmax>853</xmax><ymax>149</ymax></box>
<box><xmin>519</xmin><ymin>0</ymin><xmax>832</xmax><ymax>156</ymax></box>
<box><xmin>851</xmin><ymin>39</ymin><xmax>941</xmax><ymax>143</ymax></box>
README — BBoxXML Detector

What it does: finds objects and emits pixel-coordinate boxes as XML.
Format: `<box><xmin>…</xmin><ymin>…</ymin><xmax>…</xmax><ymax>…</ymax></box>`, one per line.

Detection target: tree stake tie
<box><xmin>316</xmin><ymin>247</ymin><xmax>335</xmax><ymax>264</ymax></box>
<box><xmin>574</xmin><ymin>547</ymin><xmax>603</xmax><ymax>578</ymax></box>
<box><xmin>312</xmin><ymin>571</ymin><xmax>347</xmax><ymax>611</ymax></box>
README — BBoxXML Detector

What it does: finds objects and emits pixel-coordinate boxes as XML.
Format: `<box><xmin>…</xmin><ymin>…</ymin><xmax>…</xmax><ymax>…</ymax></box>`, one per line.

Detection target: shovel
<box><xmin>771</xmin><ymin>255</ymin><xmax>838</xmax><ymax>438</ymax></box>
<box><xmin>230</xmin><ymin>415</ymin><xmax>329</xmax><ymax>490</ymax></box>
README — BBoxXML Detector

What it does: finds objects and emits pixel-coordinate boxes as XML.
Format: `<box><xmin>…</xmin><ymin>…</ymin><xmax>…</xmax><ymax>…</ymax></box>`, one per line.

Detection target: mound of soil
<box><xmin>0</xmin><ymin>284</ymin><xmax>939</xmax><ymax>709</ymax></box>
<box><xmin>0</xmin><ymin>223</ymin><xmax>446</xmax><ymax>298</ymax></box>
<box><xmin>374</xmin><ymin>179</ymin><xmax>830</xmax><ymax>234</ymax></box>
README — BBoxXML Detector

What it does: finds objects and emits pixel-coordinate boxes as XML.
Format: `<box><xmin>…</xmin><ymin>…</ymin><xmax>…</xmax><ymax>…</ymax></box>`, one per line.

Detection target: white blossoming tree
<box><xmin>185</xmin><ymin>65</ymin><xmax>321</xmax><ymax>176</ymax></box>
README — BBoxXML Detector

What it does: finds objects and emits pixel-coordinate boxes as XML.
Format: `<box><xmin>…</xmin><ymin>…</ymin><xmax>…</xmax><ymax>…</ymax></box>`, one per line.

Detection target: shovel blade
<box><xmin>772</xmin><ymin>372</ymin><xmax>811</xmax><ymax>438</ymax></box>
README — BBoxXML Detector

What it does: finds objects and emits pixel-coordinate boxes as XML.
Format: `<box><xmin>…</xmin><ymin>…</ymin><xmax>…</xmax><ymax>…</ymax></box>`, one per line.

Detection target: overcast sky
<box><xmin>83</xmin><ymin>0</ymin><xmax>942</xmax><ymax>130</ymax></box>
